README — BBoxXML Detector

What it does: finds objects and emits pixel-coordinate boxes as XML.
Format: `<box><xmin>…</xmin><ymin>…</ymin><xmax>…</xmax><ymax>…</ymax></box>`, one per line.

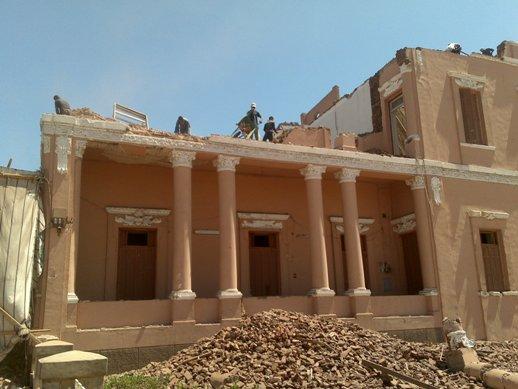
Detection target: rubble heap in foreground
<box><xmin>135</xmin><ymin>310</ymin><xmax>492</xmax><ymax>388</ymax></box>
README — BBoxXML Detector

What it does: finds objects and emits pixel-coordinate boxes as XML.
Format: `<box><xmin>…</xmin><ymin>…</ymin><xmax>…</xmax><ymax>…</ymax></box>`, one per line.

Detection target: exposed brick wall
<box><xmin>369</xmin><ymin>73</ymin><xmax>383</xmax><ymax>133</ymax></box>
<box><xmin>301</xmin><ymin>85</ymin><xmax>340</xmax><ymax>125</ymax></box>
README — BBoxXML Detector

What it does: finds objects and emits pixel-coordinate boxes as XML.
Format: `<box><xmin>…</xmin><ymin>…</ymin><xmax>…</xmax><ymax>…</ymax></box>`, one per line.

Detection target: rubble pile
<box><xmin>477</xmin><ymin>340</ymin><xmax>518</xmax><ymax>372</ymax></box>
<box><xmin>70</xmin><ymin>107</ymin><xmax>111</xmax><ymax>120</ymax></box>
<box><xmin>136</xmin><ymin>310</ymin><xmax>484</xmax><ymax>388</ymax></box>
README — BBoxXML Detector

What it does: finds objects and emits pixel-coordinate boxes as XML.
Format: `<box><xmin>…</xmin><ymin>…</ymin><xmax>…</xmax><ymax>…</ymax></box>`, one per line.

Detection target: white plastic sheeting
<box><xmin>0</xmin><ymin>171</ymin><xmax>43</xmax><ymax>361</ymax></box>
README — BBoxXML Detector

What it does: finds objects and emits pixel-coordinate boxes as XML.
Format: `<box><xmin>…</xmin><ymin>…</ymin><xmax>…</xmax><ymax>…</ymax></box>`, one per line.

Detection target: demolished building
<box><xmin>33</xmin><ymin>41</ymin><xmax>518</xmax><ymax>370</ymax></box>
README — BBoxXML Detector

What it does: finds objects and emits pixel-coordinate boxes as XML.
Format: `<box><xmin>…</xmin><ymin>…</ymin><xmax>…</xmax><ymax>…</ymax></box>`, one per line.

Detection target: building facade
<box><xmin>35</xmin><ymin>42</ymin><xmax>518</xmax><ymax>362</ymax></box>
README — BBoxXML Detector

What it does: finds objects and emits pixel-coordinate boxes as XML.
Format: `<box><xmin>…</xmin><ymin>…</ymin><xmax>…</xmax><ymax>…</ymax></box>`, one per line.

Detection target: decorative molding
<box><xmin>55</xmin><ymin>135</ymin><xmax>71</xmax><ymax>174</ymax></box>
<box><xmin>344</xmin><ymin>288</ymin><xmax>371</xmax><ymax>296</ymax></box>
<box><xmin>379</xmin><ymin>74</ymin><xmax>403</xmax><ymax>98</ymax></box>
<box><xmin>391</xmin><ymin>213</ymin><xmax>416</xmax><ymax>234</ymax></box>
<box><xmin>330</xmin><ymin>216</ymin><xmax>374</xmax><ymax>234</ymax></box>
<box><xmin>241</xmin><ymin>220</ymin><xmax>283</xmax><ymax>230</ymax></box>
<box><xmin>106</xmin><ymin>206</ymin><xmax>171</xmax><ymax>227</ymax></box>
<box><xmin>67</xmin><ymin>292</ymin><xmax>79</xmax><ymax>304</ymax></box>
<box><xmin>467</xmin><ymin>209</ymin><xmax>509</xmax><ymax>220</ymax></box>
<box><xmin>335</xmin><ymin>168</ymin><xmax>360</xmax><ymax>183</ymax></box>
<box><xmin>430</xmin><ymin>176</ymin><xmax>442</xmax><ymax>205</ymax></box>
<box><xmin>170</xmin><ymin>290</ymin><xmax>196</xmax><ymax>300</ymax></box>
<box><xmin>399</xmin><ymin>63</ymin><xmax>412</xmax><ymax>74</ymax></box>
<box><xmin>406</xmin><ymin>175</ymin><xmax>425</xmax><ymax>190</ymax></box>
<box><xmin>308</xmin><ymin>287</ymin><xmax>336</xmax><ymax>297</ymax></box>
<box><xmin>41</xmin><ymin>115</ymin><xmax>518</xmax><ymax>187</ymax></box>
<box><xmin>170</xmin><ymin>150</ymin><xmax>196</xmax><ymax>168</ymax></box>
<box><xmin>448</xmin><ymin>71</ymin><xmax>487</xmax><ymax>90</ymax></box>
<box><xmin>42</xmin><ymin>135</ymin><xmax>51</xmax><ymax>154</ymax></box>
<box><xmin>75</xmin><ymin>140</ymin><xmax>87</xmax><ymax>158</ymax></box>
<box><xmin>419</xmin><ymin>288</ymin><xmax>438</xmax><ymax>296</ymax></box>
<box><xmin>214</xmin><ymin>155</ymin><xmax>240</xmax><ymax>172</ymax></box>
<box><xmin>300</xmin><ymin>164</ymin><xmax>326</xmax><ymax>180</ymax></box>
<box><xmin>237</xmin><ymin>212</ymin><xmax>290</xmax><ymax>221</ymax></box>
<box><xmin>218</xmin><ymin>289</ymin><xmax>243</xmax><ymax>299</ymax></box>
<box><xmin>194</xmin><ymin>229</ymin><xmax>219</xmax><ymax>235</ymax></box>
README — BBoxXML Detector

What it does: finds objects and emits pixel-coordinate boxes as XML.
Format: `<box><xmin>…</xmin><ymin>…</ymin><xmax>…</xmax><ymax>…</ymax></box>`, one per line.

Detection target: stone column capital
<box><xmin>335</xmin><ymin>168</ymin><xmax>360</xmax><ymax>183</ymax></box>
<box><xmin>170</xmin><ymin>150</ymin><xmax>196</xmax><ymax>168</ymax></box>
<box><xmin>406</xmin><ymin>175</ymin><xmax>426</xmax><ymax>190</ymax></box>
<box><xmin>214</xmin><ymin>155</ymin><xmax>240</xmax><ymax>172</ymax></box>
<box><xmin>75</xmin><ymin>140</ymin><xmax>87</xmax><ymax>158</ymax></box>
<box><xmin>300</xmin><ymin>164</ymin><xmax>326</xmax><ymax>180</ymax></box>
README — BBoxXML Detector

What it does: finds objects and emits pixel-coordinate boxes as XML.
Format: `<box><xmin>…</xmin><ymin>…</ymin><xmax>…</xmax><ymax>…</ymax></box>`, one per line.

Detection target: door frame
<box><xmin>248</xmin><ymin>231</ymin><xmax>281</xmax><ymax>297</ymax></box>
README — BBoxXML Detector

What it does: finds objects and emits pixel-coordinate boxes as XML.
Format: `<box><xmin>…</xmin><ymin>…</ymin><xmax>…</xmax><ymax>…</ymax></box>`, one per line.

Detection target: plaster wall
<box><xmin>311</xmin><ymin>81</ymin><xmax>373</xmax><ymax>140</ymax></box>
<box><xmin>76</xmin><ymin>159</ymin><xmax>413</xmax><ymax>301</ymax></box>
<box><xmin>416</xmin><ymin>49</ymin><xmax>518</xmax><ymax>170</ymax></box>
<box><xmin>432</xmin><ymin>177</ymin><xmax>518</xmax><ymax>340</ymax></box>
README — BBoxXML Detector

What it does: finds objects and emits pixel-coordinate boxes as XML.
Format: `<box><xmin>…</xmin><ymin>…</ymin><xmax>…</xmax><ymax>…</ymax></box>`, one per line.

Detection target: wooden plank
<box><xmin>362</xmin><ymin>359</ymin><xmax>436</xmax><ymax>389</ymax></box>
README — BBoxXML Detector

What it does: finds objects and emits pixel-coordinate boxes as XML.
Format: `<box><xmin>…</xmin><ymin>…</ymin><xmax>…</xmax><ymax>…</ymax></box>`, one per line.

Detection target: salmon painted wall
<box><xmin>77</xmin><ymin>159</ymin><xmax>413</xmax><ymax>301</ymax></box>
<box><xmin>416</xmin><ymin>49</ymin><xmax>518</xmax><ymax>170</ymax></box>
<box><xmin>432</xmin><ymin>178</ymin><xmax>518</xmax><ymax>340</ymax></box>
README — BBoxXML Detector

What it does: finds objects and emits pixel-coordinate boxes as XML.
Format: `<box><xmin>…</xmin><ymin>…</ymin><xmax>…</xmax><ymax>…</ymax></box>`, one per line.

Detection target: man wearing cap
<box><xmin>246</xmin><ymin>103</ymin><xmax>262</xmax><ymax>140</ymax></box>
<box><xmin>262</xmin><ymin>116</ymin><xmax>276</xmax><ymax>142</ymax></box>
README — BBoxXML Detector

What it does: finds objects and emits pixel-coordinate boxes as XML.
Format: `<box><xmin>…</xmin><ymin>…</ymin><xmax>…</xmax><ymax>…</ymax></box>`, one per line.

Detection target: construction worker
<box><xmin>54</xmin><ymin>95</ymin><xmax>71</xmax><ymax>115</ymax></box>
<box><xmin>262</xmin><ymin>116</ymin><xmax>276</xmax><ymax>142</ymax></box>
<box><xmin>175</xmin><ymin>116</ymin><xmax>191</xmax><ymax>135</ymax></box>
<box><xmin>246</xmin><ymin>103</ymin><xmax>262</xmax><ymax>140</ymax></box>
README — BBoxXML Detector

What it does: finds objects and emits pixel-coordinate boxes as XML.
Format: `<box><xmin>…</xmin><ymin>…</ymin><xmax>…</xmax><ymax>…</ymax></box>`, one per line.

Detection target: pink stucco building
<box><xmin>34</xmin><ymin>41</ymin><xmax>518</xmax><ymax>370</ymax></box>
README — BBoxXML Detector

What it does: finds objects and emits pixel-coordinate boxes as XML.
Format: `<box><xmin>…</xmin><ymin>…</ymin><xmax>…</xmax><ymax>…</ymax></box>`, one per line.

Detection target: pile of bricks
<box><xmin>137</xmin><ymin>310</ymin><xmax>487</xmax><ymax>388</ymax></box>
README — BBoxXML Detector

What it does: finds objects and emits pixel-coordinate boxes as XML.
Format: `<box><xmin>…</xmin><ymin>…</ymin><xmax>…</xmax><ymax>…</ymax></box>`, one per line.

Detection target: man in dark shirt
<box><xmin>246</xmin><ymin>103</ymin><xmax>262</xmax><ymax>140</ymax></box>
<box><xmin>175</xmin><ymin>116</ymin><xmax>191</xmax><ymax>135</ymax></box>
<box><xmin>54</xmin><ymin>95</ymin><xmax>71</xmax><ymax>115</ymax></box>
<box><xmin>262</xmin><ymin>116</ymin><xmax>276</xmax><ymax>142</ymax></box>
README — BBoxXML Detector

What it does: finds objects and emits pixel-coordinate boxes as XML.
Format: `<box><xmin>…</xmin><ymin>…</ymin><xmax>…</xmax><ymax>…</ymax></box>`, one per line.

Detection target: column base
<box><xmin>170</xmin><ymin>290</ymin><xmax>197</xmax><ymax>300</ymax></box>
<box><xmin>419</xmin><ymin>288</ymin><xmax>438</xmax><ymax>296</ymax></box>
<box><xmin>308</xmin><ymin>288</ymin><xmax>335</xmax><ymax>297</ymax></box>
<box><xmin>67</xmin><ymin>293</ymin><xmax>79</xmax><ymax>304</ymax></box>
<box><xmin>344</xmin><ymin>288</ymin><xmax>371</xmax><ymax>296</ymax></box>
<box><xmin>218</xmin><ymin>289</ymin><xmax>243</xmax><ymax>299</ymax></box>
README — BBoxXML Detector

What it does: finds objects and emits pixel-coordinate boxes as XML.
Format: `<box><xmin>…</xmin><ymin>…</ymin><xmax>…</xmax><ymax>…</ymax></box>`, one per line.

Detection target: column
<box><xmin>214</xmin><ymin>155</ymin><xmax>242</xmax><ymax>324</ymax></box>
<box><xmin>67</xmin><ymin>140</ymin><xmax>86</xmax><ymax>305</ymax></box>
<box><xmin>170</xmin><ymin>150</ymin><xmax>196</xmax><ymax>299</ymax></box>
<box><xmin>300</xmin><ymin>164</ymin><xmax>334</xmax><ymax>296</ymax></box>
<box><xmin>336</xmin><ymin>168</ymin><xmax>370</xmax><ymax>296</ymax></box>
<box><xmin>42</xmin><ymin>135</ymin><xmax>74</xmax><ymax>335</ymax></box>
<box><xmin>406</xmin><ymin>175</ymin><xmax>438</xmax><ymax>295</ymax></box>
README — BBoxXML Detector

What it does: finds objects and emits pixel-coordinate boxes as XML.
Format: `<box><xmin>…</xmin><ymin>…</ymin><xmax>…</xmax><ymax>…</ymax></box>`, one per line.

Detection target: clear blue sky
<box><xmin>1</xmin><ymin>1</ymin><xmax>517</xmax><ymax>170</ymax></box>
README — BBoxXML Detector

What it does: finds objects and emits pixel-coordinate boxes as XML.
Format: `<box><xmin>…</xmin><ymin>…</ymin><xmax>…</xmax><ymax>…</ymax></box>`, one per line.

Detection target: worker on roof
<box><xmin>175</xmin><ymin>116</ymin><xmax>191</xmax><ymax>135</ymax></box>
<box><xmin>246</xmin><ymin>103</ymin><xmax>262</xmax><ymax>140</ymax></box>
<box><xmin>54</xmin><ymin>95</ymin><xmax>71</xmax><ymax>115</ymax></box>
<box><xmin>262</xmin><ymin>116</ymin><xmax>276</xmax><ymax>142</ymax></box>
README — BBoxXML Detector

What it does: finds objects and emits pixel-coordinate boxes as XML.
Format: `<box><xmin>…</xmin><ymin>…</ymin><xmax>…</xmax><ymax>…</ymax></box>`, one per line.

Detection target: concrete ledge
<box><xmin>37</xmin><ymin>350</ymin><xmax>107</xmax><ymax>380</ymax></box>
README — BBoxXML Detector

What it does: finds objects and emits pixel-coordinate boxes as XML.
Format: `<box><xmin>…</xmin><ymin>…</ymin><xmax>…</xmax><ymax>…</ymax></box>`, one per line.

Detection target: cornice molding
<box><xmin>106</xmin><ymin>206</ymin><xmax>171</xmax><ymax>227</ymax></box>
<box><xmin>300</xmin><ymin>164</ymin><xmax>326</xmax><ymax>180</ymax></box>
<box><xmin>391</xmin><ymin>213</ymin><xmax>416</xmax><ymax>234</ymax></box>
<box><xmin>237</xmin><ymin>212</ymin><xmax>290</xmax><ymax>221</ymax></box>
<box><xmin>467</xmin><ymin>209</ymin><xmax>509</xmax><ymax>220</ymax></box>
<box><xmin>170</xmin><ymin>150</ymin><xmax>196</xmax><ymax>168</ymax></box>
<box><xmin>41</xmin><ymin>115</ymin><xmax>518</xmax><ymax>187</ymax></box>
<box><xmin>448</xmin><ymin>71</ymin><xmax>487</xmax><ymax>90</ymax></box>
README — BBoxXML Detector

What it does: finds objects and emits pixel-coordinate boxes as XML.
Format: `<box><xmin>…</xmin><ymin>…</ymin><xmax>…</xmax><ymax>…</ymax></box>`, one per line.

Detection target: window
<box><xmin>479</xmin><ymin>230</ymin><xmax>508</xmax><ymax>292</ymax></box>
<box><xmin>389</xmin><ymin>95</ymin><xmax>407</xmax><ymax>156</ymax></box>
<box><xmin>126</xmin><ymin>232</ymin><xmax>148</xmax><ymax>246</ymax></box>
<box><xmin>459</xmin><ymin>88</ymin><xmax>487</xmax><ymax>145</ymax></box>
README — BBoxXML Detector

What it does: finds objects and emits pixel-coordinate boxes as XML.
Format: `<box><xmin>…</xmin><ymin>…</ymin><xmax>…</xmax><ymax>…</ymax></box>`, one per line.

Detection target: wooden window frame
<box><xmin>468</xmin><ymin>211</ymin><xmax>510</xmax><ymax>293</ymax></box>
<box><xmin>388</xmin><ymin>94</ymin><xmax>408</xmax><ymax>157</ymax></box>
<box><xmin>449</xmin><ymin>72</ymin><xmax>493</xmax><ymax>147</ymax></box>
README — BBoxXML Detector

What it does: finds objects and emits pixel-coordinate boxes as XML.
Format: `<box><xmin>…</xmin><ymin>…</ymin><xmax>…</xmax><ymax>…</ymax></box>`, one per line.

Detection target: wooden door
<box><xmin>401</xmin><ymin>232</ymin><xmax>423</xmax><ymax>294</ymax></box>
<box><xmin>117</xmin><ymin>229</ymin><xmax>156</xmax><ymax>300</ymax></box>
<box><xmin>341</xmin><ymin>234</ymin><xmax>370</xmax><ymax>290</ymax></box>
<box><xmin>480</xmin><ymin>231</ymin><xmax>505</xmax><ymax>292</ymax></box>
<box><xmin>249</xmin><ymin>232</ymin><xmax>280</xmax><ymax>296</ymax></box>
